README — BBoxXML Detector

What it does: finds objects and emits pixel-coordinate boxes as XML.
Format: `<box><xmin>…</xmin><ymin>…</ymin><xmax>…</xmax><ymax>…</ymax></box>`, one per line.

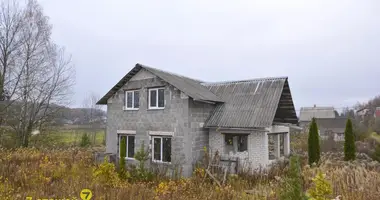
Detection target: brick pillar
<box><xmin>284</xmin><ymin>132</ymin><xmax>290</xmax><ymax>156</ymax></box>
<box><xmin>233</xmin><ymin>136</ymin><xmax>238</xmax><ymax>152</ymax></box>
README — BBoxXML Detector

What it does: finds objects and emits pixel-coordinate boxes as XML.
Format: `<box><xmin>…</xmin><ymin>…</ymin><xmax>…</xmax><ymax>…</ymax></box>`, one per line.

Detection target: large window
<box><xmin>119</xmin><ymin>135</ymin><xmax>135</xmax><ymax>158</ymax></box>
<box><xmin>268</xmin><ymin>133</ymin><xmax>286</xmax><ymax>160</ymax></box>
<box><xmin>149</xmin><ymin>88</ymin><xmax>165</xmax><ymax>109</ymax></box>
<box><xmin>125</xmin><ymin>90</ymin><xmax>140</xmax><ymax>110</ymax></box>
<box><xmin>224</xmin><ymin>134</ymin><xmax>248</xmax><ymax>153</ymax></box>
<box><xmin>152</xmin><ymin>136</ymin><xmax>171</xmax><ymax>163</ymax></box>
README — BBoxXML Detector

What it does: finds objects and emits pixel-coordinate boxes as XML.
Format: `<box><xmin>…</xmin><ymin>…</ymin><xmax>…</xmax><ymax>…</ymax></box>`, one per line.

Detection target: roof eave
<box><xmin>193</xmin><ymin>99</ymin><xmax>224</xmax><ymax>104</ymax></box>
<box><xmin>204</xmin><ymin>125</ymin><xmax>267</xmax><ymax>130</ymax></box>
<box><xmin>96</xmin><ymin>100</ymin><xmax>106</xmax><ymax>105</ymax></box>
<box><xmin>96</xmin><ymin>64</ymin><xmax>143</xmax><ymax>105</ymax></box>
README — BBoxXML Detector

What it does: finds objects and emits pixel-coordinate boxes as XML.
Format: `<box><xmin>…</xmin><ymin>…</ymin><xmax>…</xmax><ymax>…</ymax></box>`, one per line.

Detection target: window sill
<box><xmin>148</xmin><ymin>107</ymin><xmax>165</xmax><ymax>110</ymax></box>
<box><xmin>152</xmin><ymin>160</ymin><xmax>171</xmax><ymax>165</ymax></box>
<box><xmin>119</xmin><ymin>156</ymin><xmax>136</xmax><ymax>160</ymax></box>
<box><xmin>269</xmin><ymin>156</ymin><xmax>285</xmax><ymax>161</ymax></box>
<box><xmin>123</xmin><ymin>108</ymin><xmax>139</xmax><ymax>111</ymax></box>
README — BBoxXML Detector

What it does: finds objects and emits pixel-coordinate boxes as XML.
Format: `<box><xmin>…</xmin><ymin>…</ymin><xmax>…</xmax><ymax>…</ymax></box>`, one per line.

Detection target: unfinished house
<box><xmin>97</xmin><ymin>63</ymin><xmax>298</xmax><ymax>176</ymax></box>
<box><xmin>316</xmin><ymin>118</ymin><xmax>347</xmax><ymax>141</ymax></box>
<box><xmin>298</xmin><ymin>105</ymin><xmax>337</xmax><ymax>129</ymax></box>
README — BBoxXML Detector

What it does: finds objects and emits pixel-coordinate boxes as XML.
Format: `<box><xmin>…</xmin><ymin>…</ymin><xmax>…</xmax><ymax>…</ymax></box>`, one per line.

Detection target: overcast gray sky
<box><xmin>40</xmin><ymin>0</ymin><xmax>380</xmax><ymax>113</ymax></box>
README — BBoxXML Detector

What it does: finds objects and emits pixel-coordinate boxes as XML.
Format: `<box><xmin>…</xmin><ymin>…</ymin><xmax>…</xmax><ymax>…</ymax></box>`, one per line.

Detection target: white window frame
<box><xmin>148</xmin><ymin>87</ymin><xmax>165</xmax><ymax>109</ymax></box>
<box><xmin>124</xmin><ymin>90</ymin><xmax>139</xmax><ymax>110</ymax></box>
<box><xmin>152</xmin><ymin>136</ymin><xmax>171</xmax><ymax>163</ymax></box>
<box><xmin>118</xmin><ymin>134</ymin><xmax>135</xmax><ymax>160</ymax></box>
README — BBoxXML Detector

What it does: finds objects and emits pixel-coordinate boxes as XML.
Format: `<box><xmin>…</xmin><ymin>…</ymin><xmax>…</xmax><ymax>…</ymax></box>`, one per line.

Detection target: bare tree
<box><xmin>82</xmin><ymin>92</ymin><xmax>104</xmax><ymax>144</ymax></box>
<box><xmin>0</xmin><ymin>0</ymin><xmax>75</xmax><ymax>147</ymax></box>
<box><xmin>0</xmin><ymin>0</ymin><xmax>25</xmax><ymax>124</ymax></box>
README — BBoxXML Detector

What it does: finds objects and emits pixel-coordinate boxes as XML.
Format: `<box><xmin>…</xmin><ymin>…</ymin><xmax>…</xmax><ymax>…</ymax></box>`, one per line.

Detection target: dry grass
<box><xmin>1</xmin><ymin>148</ymin><xmax>380</xmax><ymax>200</ymax></box>
<box><xmin>301</xmin><ymin>152</ymin><xmax>380</xmax><ymax>200</ymax></box>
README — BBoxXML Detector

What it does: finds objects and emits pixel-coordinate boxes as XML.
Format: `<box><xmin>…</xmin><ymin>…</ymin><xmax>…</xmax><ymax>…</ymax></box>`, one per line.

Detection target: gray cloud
<box><xmin>40</xmin><ymin>0</ymin><xmax>380</xmax><ymax>113</ymax></box>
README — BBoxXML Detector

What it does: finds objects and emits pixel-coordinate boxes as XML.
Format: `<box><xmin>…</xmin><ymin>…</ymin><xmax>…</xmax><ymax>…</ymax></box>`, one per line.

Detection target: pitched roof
<box><xmin>97</xmin><ymin>64</ymin><xmax>298</xmax><ymax>128</ymax></box>
<box><xmin>97</xmin><ymin>64</ymin><xmax>223</xmax><ymax>104</ymax></box>
<box><xmin>203</xmin><ymin>77</ymin><xmax>298</xmax><ymax>128</ymax></box>
<box><xmin>315</xmin><ymin>118</ymin><xmax>347</xmax><ymax>131</ymax></box>
<box><xmin>299</xmin><ymin>106</ymin><xmax>336</xmax><ymax>122</ymax></box>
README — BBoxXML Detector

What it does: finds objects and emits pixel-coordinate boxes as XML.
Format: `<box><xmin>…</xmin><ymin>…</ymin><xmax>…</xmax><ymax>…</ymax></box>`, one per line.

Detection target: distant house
<box><xmin>375</xmin><ymin>107</ymin><xmax>380</xmax><ymax>118</ymax></box>
<box><xmin>298</xmin><ymin>105</ymin><xmax>336</xmax><ymax>128</ymax></box>
<box><xmin>62</xmin><ymin>119</ymin><xmax>74</xmax><ymax>126</ymax></box>
<box><xmin>315</xmin><ymin>118</ymin><xmax>347</xmax><ymax>141</ymax></box>
<box><xmin>97</xmin><ymin>63</ymin><xmax>299</xmax><ymax>176</ymax></box>
<box><xmin>356</xmin><ymin>107</ymin><xmax>371</xmax><ymax>122</ymax></box>
<box><xmin>356</xmin><ymin>107</ymin><xmax>370</xmax><ymax>117</ymax></box>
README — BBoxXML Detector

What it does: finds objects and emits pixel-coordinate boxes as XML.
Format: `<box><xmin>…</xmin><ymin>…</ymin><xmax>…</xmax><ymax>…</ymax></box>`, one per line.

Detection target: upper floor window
<box><xmin>125</xmin><ymin>90</ymin><xmax>140</xmax><ymax>110</ymax></box>
<box><xmin>149</xmin><ymin>88</ymin><xmax>165</xmax><ymax>109</ymax></box>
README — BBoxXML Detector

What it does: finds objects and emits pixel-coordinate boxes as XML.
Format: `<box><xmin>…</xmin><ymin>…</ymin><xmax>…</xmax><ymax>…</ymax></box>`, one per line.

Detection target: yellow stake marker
<box><xmin>80</xmin><ymin>189</ymin><xmax>93</xmax><ymax>200</ymax></box>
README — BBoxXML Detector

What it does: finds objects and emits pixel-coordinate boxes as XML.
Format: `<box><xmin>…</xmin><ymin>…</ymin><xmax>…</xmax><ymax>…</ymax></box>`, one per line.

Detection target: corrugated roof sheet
<box><xmin>97</xmin><ymin>64</ymin><xmax>223</xmax><ymax>104</ymax></box>
<box><xmin>203</xmin><ymin>77</ymin><xmax>289</xmax><ymax>128</ymax></box>
<box><xmin>299</xmin><ymin>106</ymin><xmax>336</xmax><ymax>122</ymax></box>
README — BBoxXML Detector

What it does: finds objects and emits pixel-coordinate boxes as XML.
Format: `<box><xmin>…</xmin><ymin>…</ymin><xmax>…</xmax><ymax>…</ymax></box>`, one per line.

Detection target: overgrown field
<box><xmin>1</xmin><ymin>148</ymin><xmax>380</xmax><ymax>200</ymax></box>
<box><xmin>0</xmin><ymin>128</ymin><xmax>105</xmax><ymax>148</ymax></box>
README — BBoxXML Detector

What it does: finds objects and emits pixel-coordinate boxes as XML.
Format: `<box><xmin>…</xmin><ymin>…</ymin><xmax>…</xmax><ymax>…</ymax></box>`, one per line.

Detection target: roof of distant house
<box><xmin>299</xmin><ymin>106</ymin><xmax>336</xmax><ymax>122</ymax></box>
<box><xmin>97</xmin><ymin>63</ymin><xmax>298</xmax><ymax>128</ymax></box>
<box><xmin>356</xmin><ymin>107</ymin><xmax>370</xmax><ymax>112</ymax></box>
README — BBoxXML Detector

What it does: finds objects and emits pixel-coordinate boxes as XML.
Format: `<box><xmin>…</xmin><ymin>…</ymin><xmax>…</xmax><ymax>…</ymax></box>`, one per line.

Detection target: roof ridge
<box><xmin>137</xmin><ymin>63</ymin><xmax>204</xmax><ymax>83</ymax></box>
<box><xmin>202</xmin><ymin>76</ymin><xmax>288</xmax><ymax>86</ymax></box>
<box><xmin>300</xmin><ymin>107</ymin><xmax>335</xmax><ymax>110</ymax></box>
<box><xmin>316</xmin><ymin>117</ymin><xmax>347</xmax><ymax>120</ymax></box>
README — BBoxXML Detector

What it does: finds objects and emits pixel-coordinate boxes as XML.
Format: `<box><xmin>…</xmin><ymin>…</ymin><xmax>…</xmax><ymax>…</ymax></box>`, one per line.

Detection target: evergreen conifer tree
<box><xmin>308</xmin><ymin>118</ymin><xmax>320</xmax><ymax>165</ymax></box>
<box><xmin>119</xmin><ymin>136</ymin><xmax>127</xmax><ymax>177</ymax></box>
<box><xmin>344</xmin><ymin>118</ymin><xmax>356</xmax><ymax>161</ymax></box>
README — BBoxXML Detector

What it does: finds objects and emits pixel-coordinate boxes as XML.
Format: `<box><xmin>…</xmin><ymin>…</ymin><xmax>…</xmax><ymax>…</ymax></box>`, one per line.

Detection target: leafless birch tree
<box><xmin>82</xmin><ymin>92</ymin><xmax>104</xmax><ymax>144</ymax></box>
<box><xmin>0</xmin><ymin>0</ymin><xmax>75</xmax><ymax>147</ymax></box>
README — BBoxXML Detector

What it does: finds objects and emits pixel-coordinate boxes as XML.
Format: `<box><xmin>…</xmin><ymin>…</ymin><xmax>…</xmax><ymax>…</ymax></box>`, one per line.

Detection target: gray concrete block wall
<box><xmin>106</xmin><ymin>76</ymin><xmax>191</xmax><ymax>175</ymax></box>
<box><xmin>188</xmin><ymin>99</ymin><xmax>215</xmax><ymax>167</ymax></box>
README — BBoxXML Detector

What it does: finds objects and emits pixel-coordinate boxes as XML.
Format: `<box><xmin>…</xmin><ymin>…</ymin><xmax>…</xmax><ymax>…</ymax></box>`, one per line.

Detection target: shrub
<box><xmin>279</xmin><ymin>155</ymin><xmax>305</xmax><ymax>200</ymax></box>
<box><xmin>308</xmin><ymin>118</ymin><xmax>320</xmax><ymax>165</ymax></box>
<box><xmin>344</xmin><ymin>118</ymin><xmax>356</xmax><ymax>161</ymax></box>
<box><xmin>306</xmin><ymin>171</ymin><xmax>333</xmax><ymax>200</ymax></box>
<box><xmin>92</xmin><ymin>156</ymin><xmax>120</xmax><ymax>187</ymax></box>
<box><xmin>132</xmin><ymin>141</ymin><xmax>154</xmax><ymax>182</ymax></box>
<box><xmin>291</xmin><ymin>132</ymin><xmax>308</xmax><ymax>154</ymax></box>
<box><xmin>102</xmin><ymin>134</ymin><xmax>106</xmax><ymax>146</ymax></box>
<box><xmin>119</xmin><ymin>136</ymin><xmax>127</xmax><ymax>179</ymax></box>
<box><xmin>80</xmin><ymin>133</ymin><xmax>91</xmax><ymax>147</ymax></box>
<box><xmin>372</xmin><ymin>143</ymin><xmax>380</xmax><ymax>162</ymax></box>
